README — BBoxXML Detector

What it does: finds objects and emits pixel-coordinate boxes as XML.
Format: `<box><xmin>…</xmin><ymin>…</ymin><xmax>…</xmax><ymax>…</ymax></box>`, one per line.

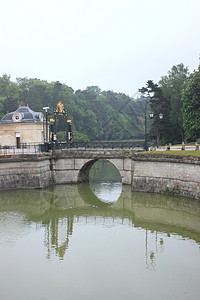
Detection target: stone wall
<box><xmin>132</xmin><ymin>154</ymin><xmax>200</xmax><ymax>199</ymax></box>
<box><xmin>0</xmin><ymin>154</ymin><xmax>52</xmax><ymax>190</ymax></box>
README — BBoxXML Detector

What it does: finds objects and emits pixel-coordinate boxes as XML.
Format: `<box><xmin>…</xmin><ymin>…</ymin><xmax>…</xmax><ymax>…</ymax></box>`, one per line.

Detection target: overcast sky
<box><xmin>0</xmin><ymin>0</ymin><xmax>199</xmax><ymax>96</ymax></box>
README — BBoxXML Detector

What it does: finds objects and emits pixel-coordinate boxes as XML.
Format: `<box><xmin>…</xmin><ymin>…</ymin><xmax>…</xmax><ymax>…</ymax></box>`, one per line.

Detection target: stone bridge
<box><xmin>51</xmin><ymin>149</ymin><xmax>134</xmax><ymax>185</ymax></box>
<box><xmin>1</xmin><ymin>149</ymin><xmax>200</xmax><ymax>200</ymax></box>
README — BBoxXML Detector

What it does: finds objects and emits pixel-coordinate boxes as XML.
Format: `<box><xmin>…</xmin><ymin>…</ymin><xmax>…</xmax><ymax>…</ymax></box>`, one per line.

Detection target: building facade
<box><xmin>0</xmin><ymin>106</ymin><xmax>48</xmax><ymax>147</ymax></box>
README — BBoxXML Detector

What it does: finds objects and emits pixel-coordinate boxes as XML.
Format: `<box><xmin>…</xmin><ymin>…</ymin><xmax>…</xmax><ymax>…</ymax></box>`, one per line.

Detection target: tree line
<box><xmin>0</xmin><ymin>76</ymin><xmax>146</xmax><ymax>142</ymax></box>
<box><xmin>0</xmin><ymin>62</ymin><xmax>199</xmax><ymax>144</ymax></box>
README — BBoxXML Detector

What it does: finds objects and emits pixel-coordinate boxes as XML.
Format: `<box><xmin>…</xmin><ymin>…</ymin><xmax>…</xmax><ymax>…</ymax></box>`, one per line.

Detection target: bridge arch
<box><xmin>77</xmin><ymin>158</ymin><xmax>122</xmax><ymax>183</ymax></box>
<box><xmin>52</xmin><ymin>150</ymin><xmax>132</xmax><ymax>185</ymax></box>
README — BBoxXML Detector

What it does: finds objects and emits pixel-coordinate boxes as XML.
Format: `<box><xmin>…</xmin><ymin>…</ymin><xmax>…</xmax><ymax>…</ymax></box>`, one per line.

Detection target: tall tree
<box><xmin>159</xmin><ymin>63</ymin><xmax>189</xmax><ymax>142</ymax></box>
<box><xmin>139</xmin><ymin>80</ymin><xmax>171</xmax><ymax>145</ymax></box>
<box><xmin>182</xmin><ymin>65</ymin><xmax>200</xmax><ymax>141</ymax></box>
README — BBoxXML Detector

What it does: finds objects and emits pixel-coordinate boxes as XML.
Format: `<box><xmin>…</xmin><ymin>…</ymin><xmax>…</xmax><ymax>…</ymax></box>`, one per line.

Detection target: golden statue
<box><xmin>57</xmin><ymin>101</ymin><xmax>64</xmax><ymax>113</ymax></box>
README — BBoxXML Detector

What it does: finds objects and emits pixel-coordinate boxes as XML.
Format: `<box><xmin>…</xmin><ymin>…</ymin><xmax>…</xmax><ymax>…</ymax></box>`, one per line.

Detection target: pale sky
<box><xmin>0</xmin><ymin>0</ymin><xmax>199</xmax><ymax>96</ymax></box>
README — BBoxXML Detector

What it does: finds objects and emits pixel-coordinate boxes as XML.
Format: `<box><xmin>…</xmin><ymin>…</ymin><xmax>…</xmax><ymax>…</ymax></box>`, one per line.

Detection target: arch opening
<box><xmin>78</xmin><ymin>159</ymin><xmax>122</xmax><ymax>204</ymax></box>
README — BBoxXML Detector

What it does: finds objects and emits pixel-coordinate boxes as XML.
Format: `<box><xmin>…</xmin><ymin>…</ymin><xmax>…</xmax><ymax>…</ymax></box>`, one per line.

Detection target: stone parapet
<box><xmin>133</xmin><ymin>153</ymin><xmax>200</xmax><ymax>164</ymax></box>
<box><xmin>132</xmin><ymin>154</ymin><xmax>200</xmax><ymax>200</ymax></box>
<box><xmin>52</xmin><ymin>148</ymin><xmax>134</xmax><ymax>159</ymax></box>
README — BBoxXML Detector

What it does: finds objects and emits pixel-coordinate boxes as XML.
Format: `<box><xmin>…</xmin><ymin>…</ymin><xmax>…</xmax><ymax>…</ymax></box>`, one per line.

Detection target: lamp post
<box><xmin>144</xmin><ymin>100</ymin><xmax>149</xmax><ymax>151</ymax></box>
<box><xmin>144</xmin><ymin>101</ymin><xmax>163</xmax><ymax>151</ymax></box>
<box><xmin>43</xmin><ymin>106</ymin><xmax>49</xmax><ymax>143</ymax></box>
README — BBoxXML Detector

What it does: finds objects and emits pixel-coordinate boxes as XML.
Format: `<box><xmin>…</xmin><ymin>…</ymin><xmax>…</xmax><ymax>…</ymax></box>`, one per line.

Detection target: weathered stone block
<box><xmin>54</xmin><ymin>170</ymin><xmax>79</xmax><ymax>184</ymax></box>
<box><xmin>120</xmin><ymin>170</ymin><xmax>131</xmax><ymax>185</ymax></box>
<box><xmin>109</xmin><ymin>159</ymin><xmax>123</xmax><ymax>171</ymax></box>
<box><xmin>74</xmin><ymin>158</ymin><xmax>91</xmax><ymax>170</ymax></box>
<box><xmin>54</xmin><ymin>158</ymin><xmax>75</xmax><ymax>170</ymax></box>
<box><xmin>123</xmin><ymin>158</ymin><xmax>132</xmax><ymax>171</ymax></box>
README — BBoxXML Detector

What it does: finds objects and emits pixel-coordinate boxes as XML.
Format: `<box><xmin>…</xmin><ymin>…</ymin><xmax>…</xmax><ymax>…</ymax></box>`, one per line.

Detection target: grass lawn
<box><xmin>139</xmin><ymin>150</ymin><xmax>200</xmax><ymax>158</ymax></box>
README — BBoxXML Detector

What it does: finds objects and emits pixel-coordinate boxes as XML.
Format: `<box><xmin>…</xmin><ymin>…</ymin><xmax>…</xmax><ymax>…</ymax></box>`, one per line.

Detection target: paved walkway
<box><xmin>156</xmin><ymin>145</ymin><xmax>196</xmax><ymax>151</ymax></box>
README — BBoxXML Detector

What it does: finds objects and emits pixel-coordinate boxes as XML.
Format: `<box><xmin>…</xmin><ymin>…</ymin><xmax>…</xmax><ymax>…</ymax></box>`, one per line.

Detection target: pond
<box><xmin>0</xmin><ymin>160</ymin><xmax>200</xmax><ymax>300</ymax></box>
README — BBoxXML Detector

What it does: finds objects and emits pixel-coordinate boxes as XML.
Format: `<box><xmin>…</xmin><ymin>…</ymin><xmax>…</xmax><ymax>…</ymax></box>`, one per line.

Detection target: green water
<box><xmin>0</xmin><ymin>161</ymin><xmax>200</xmax><ymax>300</ymax></box>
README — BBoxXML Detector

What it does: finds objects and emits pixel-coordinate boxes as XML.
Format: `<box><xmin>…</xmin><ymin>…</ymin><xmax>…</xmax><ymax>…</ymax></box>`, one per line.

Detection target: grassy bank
<box><xmin>140</xmin><ymin>150</ymin><xmax>200</xmax><ymax>158</ymax></box>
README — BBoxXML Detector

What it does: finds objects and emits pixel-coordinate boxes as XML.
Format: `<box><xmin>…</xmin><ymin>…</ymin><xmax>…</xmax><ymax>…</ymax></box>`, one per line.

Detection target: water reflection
<box><xmin>89</xmin><ymin>182</ymin><xmax>122</xmax><ymax>203</ymax></box>
<box><xmin>1</xmin><ymin>184</ymin><xmax>200</xmax><ymax>299</ymax></box>
<box><xmin>89</xmin><ymin>159</ymin><xmax>122</xmax><ymax>203</ymax></box>
<box><xmin>0</xmin><ymin>184</ymin><xmax>200</xmax><ymax>264</ymax></box>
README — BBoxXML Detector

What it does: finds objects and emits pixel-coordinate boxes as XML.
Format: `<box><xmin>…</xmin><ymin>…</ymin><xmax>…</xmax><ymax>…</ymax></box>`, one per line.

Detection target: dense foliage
<box><xmin>0</xmin><ymin>75</ymin><xmax>145</xmax><ymax>142</ymax></box>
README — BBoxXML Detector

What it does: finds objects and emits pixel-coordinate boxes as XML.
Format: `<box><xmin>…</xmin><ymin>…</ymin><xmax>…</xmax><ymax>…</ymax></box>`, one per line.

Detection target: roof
<box><xmin>0</xmin><ymin>106</ymin><xmax>44</xmax><ymax>124</ymax></box>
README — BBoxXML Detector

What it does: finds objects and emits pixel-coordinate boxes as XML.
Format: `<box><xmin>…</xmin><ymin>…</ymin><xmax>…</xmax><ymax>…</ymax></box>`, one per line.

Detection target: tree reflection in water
<box><xmin>0</xmin><ymin>183</ymin><xmax>200</xmax><ymax>266</ymax></box>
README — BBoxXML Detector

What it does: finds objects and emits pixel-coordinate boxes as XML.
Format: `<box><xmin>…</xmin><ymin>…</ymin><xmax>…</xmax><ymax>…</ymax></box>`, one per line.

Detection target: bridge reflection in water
<box><xmin>0</xmin><ymin>183</ymin><xmax>199</xmax><ymax>266</ymax></box>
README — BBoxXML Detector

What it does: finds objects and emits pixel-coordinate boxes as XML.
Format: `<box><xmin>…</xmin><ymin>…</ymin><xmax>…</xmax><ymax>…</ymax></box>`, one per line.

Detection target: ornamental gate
<box><xmin>49</xmin><ymin>101</ymin><xmax>72</xmax><ymax>145</ymax></box>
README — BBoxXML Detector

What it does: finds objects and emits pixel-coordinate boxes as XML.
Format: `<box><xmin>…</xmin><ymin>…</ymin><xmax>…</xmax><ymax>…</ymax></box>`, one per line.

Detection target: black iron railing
<box><xmin>0</xmin><ymin>143</ymin><xmax>42</xmax><ymax>155</ymax></box>
<box><xmin>49</xmin><ymin>140</ymin><xmax>145</xmax><ymax>150</ymax></box>
<box><xmin>0</xmin><ymin>140</ymin><xmax>145</xmax><ymax>155</ymax></box>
